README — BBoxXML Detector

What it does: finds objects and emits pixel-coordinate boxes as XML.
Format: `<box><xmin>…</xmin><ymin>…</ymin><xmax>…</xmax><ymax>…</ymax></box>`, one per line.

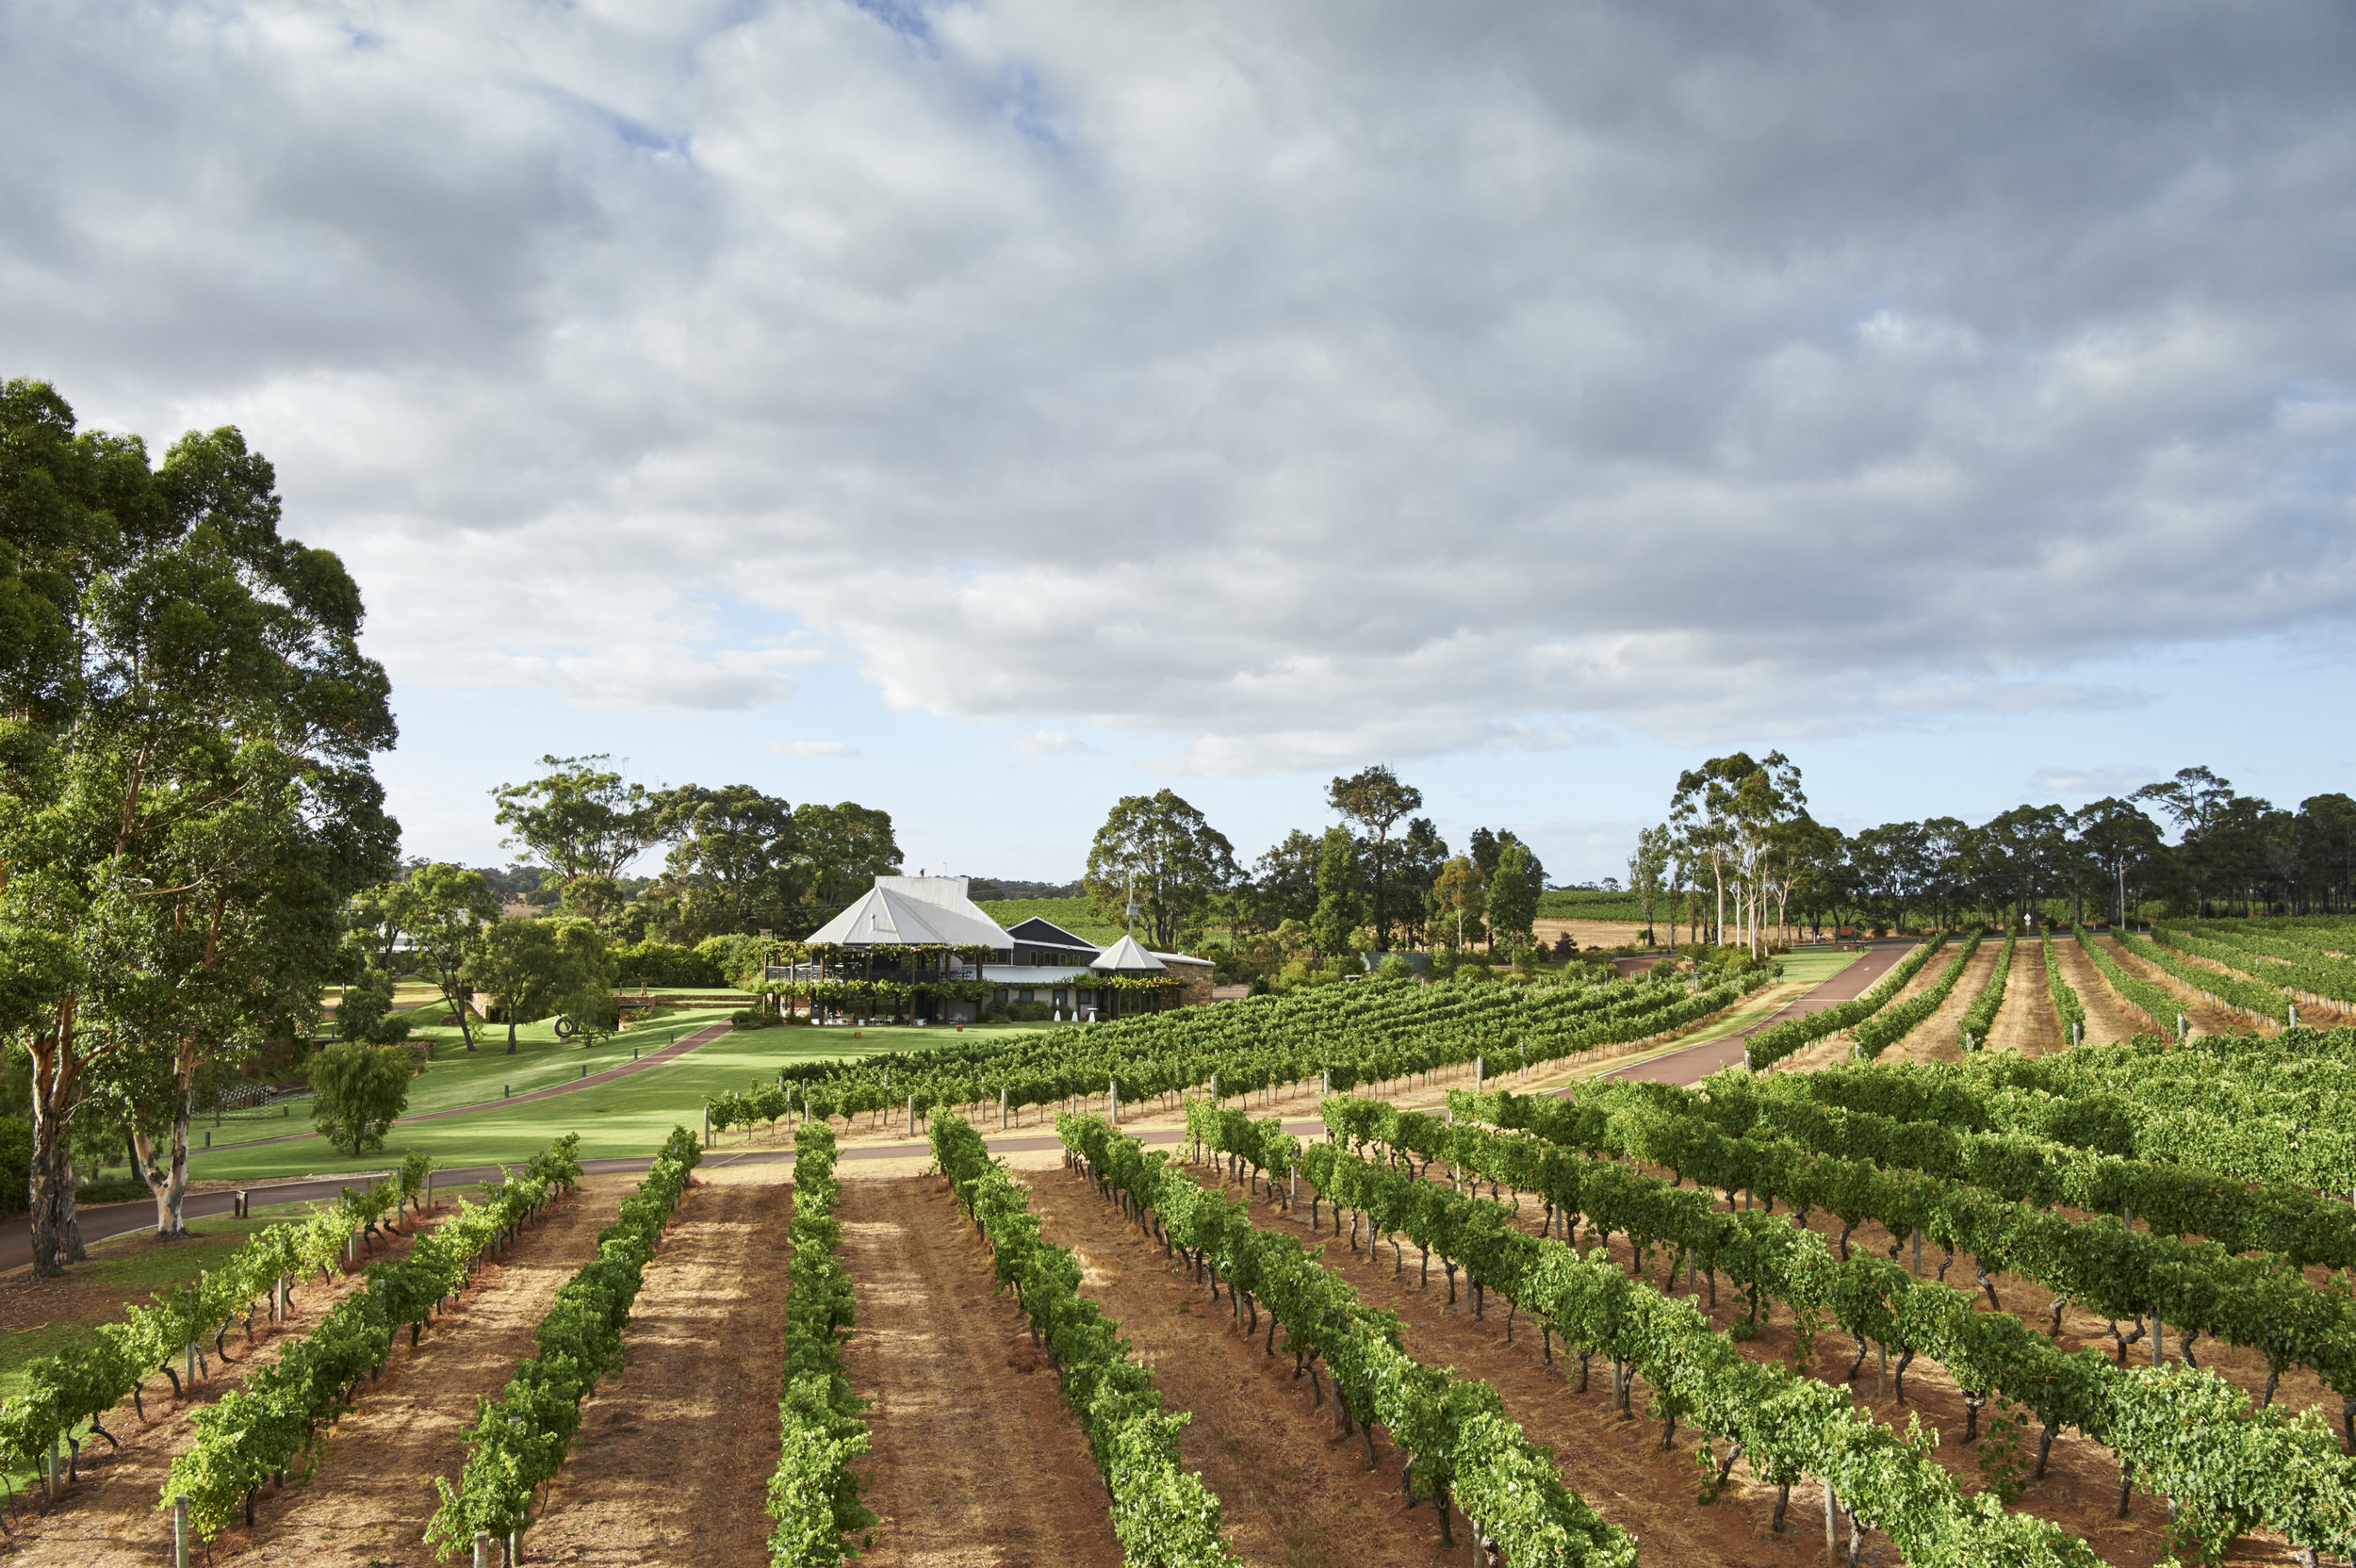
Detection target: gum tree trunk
<box><xmin>26</xmin><ymin>1008</ymin><xmax>89</xmax><ymax>1277</ymax></box>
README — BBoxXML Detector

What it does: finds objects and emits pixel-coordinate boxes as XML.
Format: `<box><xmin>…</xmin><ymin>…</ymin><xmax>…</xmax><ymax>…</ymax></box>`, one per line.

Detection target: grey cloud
<box><xmin>8</xmin><ymin>1</ymin><xmax>2356</xmax><ymax>754</ymax></box>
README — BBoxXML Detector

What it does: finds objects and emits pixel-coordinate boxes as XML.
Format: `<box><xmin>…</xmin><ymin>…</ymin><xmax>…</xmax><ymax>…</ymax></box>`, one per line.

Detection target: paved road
<box><xmin>1592</xmin><ymin>942</ymin><xmax>1911</xmax><ymax>1086</ymax></box>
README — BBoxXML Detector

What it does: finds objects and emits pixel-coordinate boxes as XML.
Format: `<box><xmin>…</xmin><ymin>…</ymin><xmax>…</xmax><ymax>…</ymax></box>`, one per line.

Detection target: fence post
<box><xmin>473</xmin><ymin>1530</ymin><xmax>490</xmax><ymax>1568</ymax></box>
<box><xmin>174</xmin><ymin>1495</ymin><xmax>189</xmax><ymax>1568</ymax></box>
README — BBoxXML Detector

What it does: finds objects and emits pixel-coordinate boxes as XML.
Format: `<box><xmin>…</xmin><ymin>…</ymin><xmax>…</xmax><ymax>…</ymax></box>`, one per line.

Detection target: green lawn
<box><xmin>187</xmin><ymin>1019</ymin><xmax>1049</xmax><ymax>1183</ymax></box>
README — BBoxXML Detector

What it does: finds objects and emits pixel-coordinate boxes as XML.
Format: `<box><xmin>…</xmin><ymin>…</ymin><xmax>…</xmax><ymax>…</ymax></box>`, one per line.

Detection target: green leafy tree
<box><xmin>344</xmin><ymin>874</ymin><xmax>422</xmax><ymax>975</ymax></box>
<box><xmin>650</xmin><ymin>783</ymin><xmax>802</xmax><ymax>940</ymax></box>
<box><xmin>465</xmin><ymin>916</ymin><xmax>609</xmax><ymax>1054</ymax></box>
<box><xmin>1389</xmin><ymin>817</ymin><xmax>1449</xmax><ymax>948</ymax></box>
<box><xmin>0</xmin><ymin>385</ymin><xmax>396</xmax><ymax>1265</ymax></box>
<box><xmin>1310</xmin><ymin>828</ymin><xmax>1366</xmax><ymax>960</ymax></box>
<box><xmin>305</xmin><ymin>1039</ymin><xmax>411</xmax><ymax>1155</ymax></box>
<box><xmin>1327</xmin><ymin>764</ymin><xmax>1423</xmax><ymax>950</ymax></box>
<box><xmin>2074</xmin><ymin>797</ymin><xmax>2166</xmax><ymax>927</ymax></box>
<box><xmin>1467</xmin><ymin>827</ymin><xmax>1546</xmax><ymax>890</ymax></box>
<box><xmin>1242</xmin><ymin>829</ymin><xmax>1322</xmax><ymax>934</ymax></box>
<box><xmin>1430</xmin><ymin>855</ymin><xmax>1485</xmax><ymax>952</ymax></box>
<box><xmin>1084</xmin><ymin>791</ymin><xmax>1240</xmax><ymax>950</ymax></box>
<box><xmin>335</xmin><ymin>970</ymin><xmax>413</xmax><ymax>1046</ymax></box>
<box><xmin>401</xmin><ymin>864</ymin><xmax>500</xmax><ymax>1053</ymax></box>
<box><xmin>1487</xmin><ymin>843</ymin><xmax>1540</xmax><ymax>954</ymax></box>
<box><xmin>788</xmin><ymin>801</ymin><xmax>903</xmax><ymax>912</ymax></box>
<box><xmin>1628</xmin><ymin>825</ymin><xmax>1671</xmax><ymax>944</ymax></box>
<box><xmin>493</xmin><ymin>755</ymin><xmax>663</xmax><ymax>905</ymax></box>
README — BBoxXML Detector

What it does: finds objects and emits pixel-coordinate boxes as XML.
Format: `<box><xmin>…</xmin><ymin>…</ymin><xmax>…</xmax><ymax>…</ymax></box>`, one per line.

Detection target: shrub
<box><xmin>305</xmin><ymin>1041</ymin><xmax>413</xmax><ymax>1154</ymax></box>
<box><xmin>696</xmin><ymin>933</ymin><xmax>772</xmax><ymax>990</ymax></box>
<box><xmin>612</xmin><ymin>939</ymin><xmax>726</xmax><ymax>988</ymax></box>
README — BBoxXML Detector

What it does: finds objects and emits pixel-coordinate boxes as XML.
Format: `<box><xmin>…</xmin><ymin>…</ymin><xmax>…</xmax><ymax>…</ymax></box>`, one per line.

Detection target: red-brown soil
<box><xmin>837</xmin><ymin>1173</ymin><xmax>1125</xmax><ymax>1568</ymax></box>
<box><xmin>2050</xmin><ymin>937</ymin><xmax>2156</xmax><ymax>1047</ymax></box>
<box><xmin>529</xmin><ymin>1165</ymin><xmax>794</xmax><ymax>1564</ymax></box>
<box><xmin>1877</xmin><ymin>943</ymin><xmax>2000</xmax><ymax>1065</ymax></box>
<box><xmin>2096</xmin><ymin>933</ymin><xmax>2252</xmax><ymax>1038</ymax></box>
<box><xmin>1986</xmin><ymin>946</ymin><xmax>2063</xmax><ymax>1057</ymax></box>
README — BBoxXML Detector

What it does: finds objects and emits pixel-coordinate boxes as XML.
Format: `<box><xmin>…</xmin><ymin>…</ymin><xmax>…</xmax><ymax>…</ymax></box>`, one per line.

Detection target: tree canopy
<box><xmin>1084</xmin><ymin>791</ymin><xmax>1240</xmax><ymax>950</ymax></box>
<box><xmin>0</xmin><ymin>383</ymin><xmax>395</xmax><ymax>1260</ymax></box>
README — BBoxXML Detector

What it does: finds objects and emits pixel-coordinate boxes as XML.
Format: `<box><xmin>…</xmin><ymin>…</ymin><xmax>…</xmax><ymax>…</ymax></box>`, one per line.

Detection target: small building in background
<box><xmin>784</xmin><ymin>877</ymin><xmax>1215</xmax><ymax>1023</ymax></box>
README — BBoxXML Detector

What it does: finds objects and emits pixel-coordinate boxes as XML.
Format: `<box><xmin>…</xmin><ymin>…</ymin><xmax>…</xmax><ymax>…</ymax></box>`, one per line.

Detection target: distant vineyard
<box><xmin>973</xmin><ymin>897</ymin><xmax>1122</xmax><ymax>943</ymax></box>
<box><xmin>1535</xmin><ymin>890</ymin><xmax>1648</xmax><ymax>923</ymax></box>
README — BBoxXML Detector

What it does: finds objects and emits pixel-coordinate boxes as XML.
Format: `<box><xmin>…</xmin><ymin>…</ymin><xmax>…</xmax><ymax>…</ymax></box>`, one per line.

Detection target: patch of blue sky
<box><xmin>845</xmin><ymin>0</ymin><xmax>937</xmax><ymax>46</ymax></box>
<box><xmin>990</xmin><ymin>61</ymin><xmax>1068</xmax><ymax>152</ymax></box>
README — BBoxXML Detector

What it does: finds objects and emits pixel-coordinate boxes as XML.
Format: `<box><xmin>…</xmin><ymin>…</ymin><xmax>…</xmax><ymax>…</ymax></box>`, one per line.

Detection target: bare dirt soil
<box><xmin>2050</xmin><ymin>938</ymin><xmax>2158</xmax><ymax>1047</ymax></box>
<box><xmin>1986</xmin><ymin>947</ymin><xmax>2063</xmax><ymax>1057</ymax></box>
<box><xmin>5</xmin><ymin>1181</ymin><xmax>621</xmax><ymax>1567</ymax></box>
<box><xmin>1024</xmin><ymin>1165</ymin><xmax>1456</xmax><ymax>1568</ymax></box>
<box><xmin>836</xmin><ymin>1173</ymin><xmax>1124</xmax><ymax>1568</ymax></box>
<box><xmin>1217</xmin><ymin>1153</ymin><xmax>2315</xmax><ymax>1567</ymax></box>
<box><xmin>1877</xmin><ymin>943</ymin><xmax>2000</xmax><ymax>1065</ymax></box>
<box><xmin>529</xmin><ymin>1165</ymin><xmax>794</xmax><ymax>1565</ymax></box>
<box><xmin>223</xmin><ymin>1175</ymin><xmax>630</xmax><ymax>1566</ymax></box>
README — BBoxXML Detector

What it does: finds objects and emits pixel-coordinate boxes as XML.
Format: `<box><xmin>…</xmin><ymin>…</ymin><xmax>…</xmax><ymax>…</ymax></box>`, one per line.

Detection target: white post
<box><xmin>1210</xmin><ymin>1072</ymin><xmax>1219</xmax><ymax>1103</ymax></box>
<box><xmin>1108</xmin><ymin>1081</ymin><xmax>1119</xmax><ymax>1124</ymax></box>
<box><xmin>1000</xmin><ymin>1087</ymin><xmax>1008</xmax><ymax>1129</ymax></box>
<box><xmin>906</xmin><ymin>1094</ymin><xmax>915</xmax><ymax>1135</ymax></box>
<box><xmin>473</xmin><ymin>1530</ymin><xmax>490</xmax><ymax>1568</ymax></box>
<box><xmin>1824</xmin><ymin>1478</ymin><xmax>1838</xmax><ymax>1565</ymax></box>
<box><xmin>702</xmin><ymin>1106</ymin><xmax>710</xmax><ymax>1146</ymax></box>
<box><xmin>1475</xmin><ymin>1055</ymin><xmax>1483</xmax><ymax>1093</ymax></box>
<box><xmin>175</xmin><ymin>1496</ymin><xmax>190</xmax><ymax>1568</ymax></box>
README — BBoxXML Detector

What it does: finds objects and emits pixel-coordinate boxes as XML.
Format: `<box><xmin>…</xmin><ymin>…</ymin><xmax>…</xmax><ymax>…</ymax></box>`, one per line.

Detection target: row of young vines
<box><xmin>1408</xmin><ymin>1092</ymin><xmax>2356</xmax><ymax>1560</ymax></box>
<box><xmin>766</xmin><ymin>1122</ymin><xmax>876</xmax><ymax>1567</ymax></box>
<box><xmin>1058</xmin><ymin>1114</ymin><xmax>1637</xmax><ymax>1566</ymax></box>
<box><xmin>0</xmin><ymin>1151</ymin><xmax>434</xmax><ymax>1499</ymax></box>
<box><xmin>426</xmin><ymin>1127</ymin><xmax>700</xmax><ymax>1560</ymax></box>
<box><xmin>931</xmin><ymin>1116</ymin><xmax>1238</xmax><ymax>1567</ymax></box>
<box><xmin>1276</xmin><ymin>1117</ymin><xmax>2097</xmax><ymax>1567</ymax></box>
<box><xmin>162</xmin><ymin>1140</ymin><xmax>583</xmax><ymax>1539</ymax></box>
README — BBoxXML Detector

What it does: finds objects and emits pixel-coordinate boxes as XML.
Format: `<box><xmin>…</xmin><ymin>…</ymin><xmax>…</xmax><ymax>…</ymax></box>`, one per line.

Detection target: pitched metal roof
<box><xmin>806</xmin><ymin>883</ymin><xmax>1013</xmax><ymax>950</ymax></box>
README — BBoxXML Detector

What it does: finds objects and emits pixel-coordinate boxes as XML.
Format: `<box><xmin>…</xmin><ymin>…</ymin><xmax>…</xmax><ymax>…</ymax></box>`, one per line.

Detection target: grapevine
<box><xmin>766</xmin><ymin>1122</ymin><xmax>877</xmax><ymax>1567</ymax></box>
<box><xmin>425</xmin><ymin>1128</ymin><xmax>699</xmax><ymax>1560</ymax></box>
<box><xmin>932</xmin><ymin>1117</ymin><xmax>1238</xmax><ymax>1567</ymax></box>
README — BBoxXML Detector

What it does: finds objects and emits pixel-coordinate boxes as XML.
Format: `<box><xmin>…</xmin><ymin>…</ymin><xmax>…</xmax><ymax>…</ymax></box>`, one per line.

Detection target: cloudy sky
<box><xmin>8</xmin><ymin>0</ymin><xmax>2353</xmax><ymax>883</ymax></box>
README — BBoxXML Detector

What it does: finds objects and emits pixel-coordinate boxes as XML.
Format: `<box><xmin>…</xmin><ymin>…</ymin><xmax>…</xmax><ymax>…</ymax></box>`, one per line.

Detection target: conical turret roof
<box><xmin>1089</xmin><ymin>934</ymin><xmax>1167</xmax><ymax>972</ymax></box>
